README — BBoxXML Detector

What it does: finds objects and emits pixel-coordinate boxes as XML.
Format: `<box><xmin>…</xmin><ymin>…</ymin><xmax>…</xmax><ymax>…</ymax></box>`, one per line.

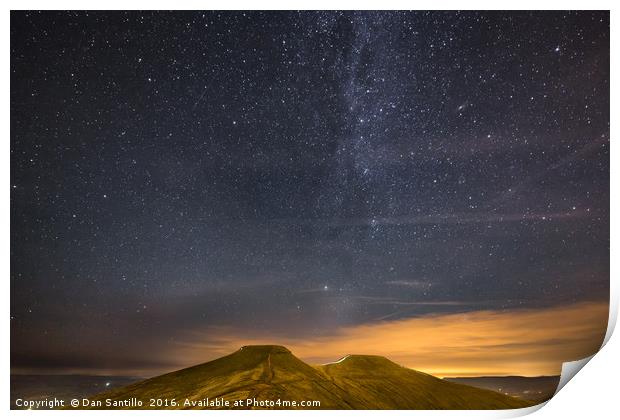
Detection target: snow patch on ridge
<box><xmin>321</xmin><ymin>355</ymin><xmax>350</xmax><ymax>365</ymax></box>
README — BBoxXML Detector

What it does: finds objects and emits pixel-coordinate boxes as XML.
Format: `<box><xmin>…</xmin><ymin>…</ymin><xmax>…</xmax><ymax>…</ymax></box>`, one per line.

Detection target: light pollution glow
<box><xmin>168</xmin><ymin>301</ymin><xmax>608</xmax><ymax>378</ymax></box>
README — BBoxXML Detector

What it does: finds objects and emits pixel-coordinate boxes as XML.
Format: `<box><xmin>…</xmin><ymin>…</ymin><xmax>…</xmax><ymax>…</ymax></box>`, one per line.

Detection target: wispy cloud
<box><xmin>385</xmin><ymin>280</ymin><xmax>432</xmax><ymax>288</ymax></box>
<box><xmin>345</xmin><ymin>296</ymin><xmax>471</xmax><ymax>306</ymax></box>
<box><xmin>321</xmin><ymin>210</ymin><xmax>590</xmax><ymax>228</ymax></box>
<box><xmin>166</xmin><ymin>301</ymin><xmax>608</xmax><ymax>378</ymax></box>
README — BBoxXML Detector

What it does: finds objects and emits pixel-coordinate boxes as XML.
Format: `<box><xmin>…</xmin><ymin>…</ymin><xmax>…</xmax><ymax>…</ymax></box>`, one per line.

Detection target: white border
<box><xmin>3</xmin><ymin>2</ymin><xmax>616</xmax><ymax>419</ymax></box>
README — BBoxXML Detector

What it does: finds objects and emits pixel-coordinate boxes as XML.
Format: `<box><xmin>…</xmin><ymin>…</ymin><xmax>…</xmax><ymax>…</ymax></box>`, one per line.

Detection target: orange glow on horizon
<box><xmin>171</xmin><ymin>301</ymin><xmax>608</xmax><ymax>378</ymax></box>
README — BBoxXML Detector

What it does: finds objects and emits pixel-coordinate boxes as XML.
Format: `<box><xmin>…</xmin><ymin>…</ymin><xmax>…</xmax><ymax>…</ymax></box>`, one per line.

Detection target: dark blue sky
<box><xmin>11</xmin><ymin>11</ymin><xmax>609</xmax><ymax>373</ymax></box>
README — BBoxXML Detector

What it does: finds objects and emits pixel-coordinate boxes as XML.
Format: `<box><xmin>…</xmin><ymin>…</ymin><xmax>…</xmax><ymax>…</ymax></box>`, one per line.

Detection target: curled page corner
<box><xmin>602</xmin><ymin>292</ymin><xmax>618</xmax><ymax>347</ymax></box>
<box><xmin>551</xmin><ymin>293</ymin><xmax>619</xmax><ymax>398</ymax></box>
<box><xmin>554</xmin><ymin>355</ymin><xmax>595</xmax><ymax>396</ymax></box>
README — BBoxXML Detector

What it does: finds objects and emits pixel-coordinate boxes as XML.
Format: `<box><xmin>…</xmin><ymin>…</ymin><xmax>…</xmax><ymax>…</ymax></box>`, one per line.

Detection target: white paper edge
<box><xmin>551</xmin><ymin>287</ymin><xmax>618</xmax><ymax>398</ymax></box>
<box><xmin>492</xmin><ymin>285</ymin><xmax>619</xmax><ymax>417</ymax></box>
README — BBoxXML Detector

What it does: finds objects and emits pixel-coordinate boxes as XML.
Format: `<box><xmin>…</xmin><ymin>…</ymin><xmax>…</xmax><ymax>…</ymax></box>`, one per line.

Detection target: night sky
<box><xmin>11</xmin><ymin>11</ymin><xmax>609</xmax><ymax>376</ymax></box>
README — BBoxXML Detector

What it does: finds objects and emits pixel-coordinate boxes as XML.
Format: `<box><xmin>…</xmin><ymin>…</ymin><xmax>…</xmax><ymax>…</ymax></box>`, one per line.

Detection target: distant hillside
<box><xmin>81</xmin><ymin>345</ymin><xmax>533</xmax><ymax>409</ymax></box>
<box><xmin>444</xmin><ymin>376</ymin><xmax>560</xmax><ymax>404</ymax></box>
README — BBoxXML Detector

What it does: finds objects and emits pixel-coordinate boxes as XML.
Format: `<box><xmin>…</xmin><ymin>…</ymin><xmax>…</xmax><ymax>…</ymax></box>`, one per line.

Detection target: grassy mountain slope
<box><xmin>317</xmin><ymin>355</ymin><xmax>531</xmax><ymax>409</ymax></box>
<box><xmin>84</xmin><ymin>345</ymin><xmax>532</xmax><ymax>410</ymax></box>
<box><xmin>87</xmin><ymin>345</ymin><xmax>353</xmax><ymax>409</ymax></box>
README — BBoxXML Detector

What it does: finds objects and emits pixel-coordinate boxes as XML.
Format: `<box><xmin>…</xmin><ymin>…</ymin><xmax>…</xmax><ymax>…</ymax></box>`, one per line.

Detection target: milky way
<box><xmin>11</xmin><ymin>11</ymin><xmax>609</xmax><ymax>373</ymax></box>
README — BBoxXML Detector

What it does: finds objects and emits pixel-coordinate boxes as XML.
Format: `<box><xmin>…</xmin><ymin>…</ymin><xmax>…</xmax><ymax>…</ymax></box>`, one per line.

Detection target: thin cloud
<box><xmin>162</xmin><ymin>301</ymin><xmax>608</xmax><ymax>378</ymax></box>
<box><xmin>385</xmin><ymin>280</ymin><xmax>432</xmax><ymax>288</ymax></box>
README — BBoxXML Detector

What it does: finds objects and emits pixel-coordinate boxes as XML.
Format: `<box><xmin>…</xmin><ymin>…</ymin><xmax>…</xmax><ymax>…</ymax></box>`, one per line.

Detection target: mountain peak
<box><xmin>323</xmin><ymin>354</ymin><xmax>400</xmax><ymax>368</ymax></box>
<box><xmin>345</xmin><ymin>354</ymin><xmax>391</xmax><ymax>361</ymax></box>
<box><xmin>86</xmin><ymin>345</ymin><xmax>533</xmax><ymax>410</ymax></box>
<box><xmin>238</xmin><ymin>344</ymin><xmax>291</xmax><ymax>354</ymax></box>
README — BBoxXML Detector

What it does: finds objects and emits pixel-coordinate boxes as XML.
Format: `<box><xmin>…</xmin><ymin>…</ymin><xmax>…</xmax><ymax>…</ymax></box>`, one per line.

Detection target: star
<box><xmin>9</xmin><ymin>10</ymin><xmax>608</xmax><ymax>379</ymax></box>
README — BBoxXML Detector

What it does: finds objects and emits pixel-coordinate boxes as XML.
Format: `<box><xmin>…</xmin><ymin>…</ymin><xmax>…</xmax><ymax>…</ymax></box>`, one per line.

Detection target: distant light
<box><xmin>105</xmin><ymin>382</ymin><xmax>111</xmax><ymax>387</ymax></box>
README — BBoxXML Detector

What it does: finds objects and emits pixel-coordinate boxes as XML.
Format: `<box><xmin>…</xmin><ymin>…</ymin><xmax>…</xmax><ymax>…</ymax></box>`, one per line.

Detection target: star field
<box><xmin>10</xmin><ymin>11</ymin><xmax>609</xmax><ymax>372</ymax></box>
